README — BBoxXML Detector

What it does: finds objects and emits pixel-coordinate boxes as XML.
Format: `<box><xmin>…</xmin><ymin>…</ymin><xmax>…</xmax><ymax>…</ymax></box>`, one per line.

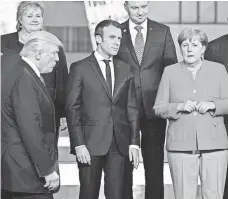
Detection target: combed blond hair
<box><xmin>20</xmin><ymin>31</ymin><xmax>63</xmax><ymax>57</ymax></box>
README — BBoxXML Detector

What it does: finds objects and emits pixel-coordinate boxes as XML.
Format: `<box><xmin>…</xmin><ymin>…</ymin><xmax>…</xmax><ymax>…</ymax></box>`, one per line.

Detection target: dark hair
<box><xmin>178</xmin><ymin>28</ymin><xmax>208</xmax><ymax>47</ymax></box>
<box><xmin>94</xmin><ymin>19</ymin><xmax>121</xmax><ymax>38</ymax></box>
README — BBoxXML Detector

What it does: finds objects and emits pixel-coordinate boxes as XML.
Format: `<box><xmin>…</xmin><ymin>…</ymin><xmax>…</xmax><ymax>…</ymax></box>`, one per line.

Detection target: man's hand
<box><xmin>60</xmin><ymin>117</ymin><xmax>67</xmax><ymax>131</ymax></box>
<box><xmin>196</xmin><ymin>101</ymin><xmax>215</xmax><ymax>114</ymax></box>
<box><xmin>44</xmin><ymin>171</ymin><xmax>59</xmax><ymax>191</ymax></box>
<box><xmin>75</xmin><ymin>146</ymin><xmax>91</xmax><ymax>165</ymax></box>
<box><xmin>129</xmin><ymin>147</ymin><xmax>139</xmax><ymax>169</ymax></box>
<box><xmin>177</xmin><ymin>100</ymin><xmax>197</xmax><ymax>113</ymax></box>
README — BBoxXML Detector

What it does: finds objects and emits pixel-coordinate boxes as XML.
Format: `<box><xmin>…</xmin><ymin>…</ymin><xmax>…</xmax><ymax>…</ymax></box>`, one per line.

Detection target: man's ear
<box><xmin>35</xmin><ymin>50</ymin><xmax>42</xmax><ymax>60</ymax></box>
<box><xmin>95</xmin><ymin>35</ymin><xmax>102</xmax><ymax>44</ymax></box>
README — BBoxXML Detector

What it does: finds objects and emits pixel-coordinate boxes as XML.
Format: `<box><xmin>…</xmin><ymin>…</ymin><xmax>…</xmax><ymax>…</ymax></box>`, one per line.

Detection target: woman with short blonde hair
<box><xmin>154</xmin><ymin>28</ymin><xmax>228</xmax><ymax>199</ymax></box>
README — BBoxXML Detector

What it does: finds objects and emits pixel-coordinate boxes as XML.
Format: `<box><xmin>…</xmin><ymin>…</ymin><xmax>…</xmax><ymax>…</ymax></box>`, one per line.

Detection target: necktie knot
<box><xmin>134</xmin><ymin>25</ymin><xmax>143</xmax><ymax>33</ymax></box>
<box><xmin>103</xmin><ymin>59</ymin><xmax>111</xmax><ymax>66</ymax></box>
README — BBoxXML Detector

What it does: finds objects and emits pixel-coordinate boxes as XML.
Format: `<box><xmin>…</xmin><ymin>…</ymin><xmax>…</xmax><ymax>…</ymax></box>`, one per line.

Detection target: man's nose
<box><xmin>55</xmin><ymin>53</ymin><xmax>59</xmax><ymax>61</ymax></box>
<box><xmin>138</xmin><ymin>8</ymin><xmax>143</xmax><ymax>15</ymax></box>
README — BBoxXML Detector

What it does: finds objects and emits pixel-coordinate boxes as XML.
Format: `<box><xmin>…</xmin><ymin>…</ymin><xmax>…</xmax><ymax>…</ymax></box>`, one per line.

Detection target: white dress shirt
<box><xmin>129</xmin><ymin>18</ymin><xmax>148</xmax><ymax>47</ymax></box>
<box><xmin>22</xmin><ymin>56</ymin><xmax>40</xmax><ymax>78</ymax></box>
<box><xmin>94</xmin><ymin>51</ymin><xmax>115</xmax><ymax>95</ymax></box>
<box><xmin>75</xmin><ymin>51</ymin><xmax>139</xmax><ymax>150</ymax></box>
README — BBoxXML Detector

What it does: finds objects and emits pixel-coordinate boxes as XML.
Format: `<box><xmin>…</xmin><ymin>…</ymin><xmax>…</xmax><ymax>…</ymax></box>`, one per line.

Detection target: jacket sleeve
<box><xmin>213</xmin><ymin>65</ymin><xmax>228</xmax><ymax>116</ymax></box>
<box><xmin>204</xmin><ymin>41</ymin><xmax>219</xmax><ymax>62</ymax></box>
<box><xmin>163</xmin><ymin>27</ymin><xmax>178</xmax><ymax>68</ymax></box>
<box><xmin>127</xmin><ymin>76</ymin><xmax>140</xmax><ymax>146</ymax></box>
<box><xmin>65</xmin><ymin>64</ymin><xmax>85</xmax><ymax>154</ymax></box>
<box><xmin>11</xmin><ymin>74</ymin><xmax>55</xmax><ymax>177</ymax></box>
<box><xmin>153</xmin><ymin>68</ymin><xmax>181</xmax><ymax>120</ymax></box>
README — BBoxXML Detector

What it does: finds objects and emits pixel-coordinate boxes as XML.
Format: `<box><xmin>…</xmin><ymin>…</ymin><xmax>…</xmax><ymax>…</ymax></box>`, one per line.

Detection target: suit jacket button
<box><xmin>214</xmin><ymin>124</ymin><xmax>217</xmax><ymax>127</ymax></box>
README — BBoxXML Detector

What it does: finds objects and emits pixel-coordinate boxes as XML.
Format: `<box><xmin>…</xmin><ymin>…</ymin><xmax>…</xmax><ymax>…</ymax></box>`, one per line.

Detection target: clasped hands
<box><xmin>75</xmin><ymin>145</ymin><xmax>139</xmax><ymax>169</ymax></box>
<box><xmin>177</xmin><ymin>100</ymin><xmax>215</xmax><ymax>114</ymax></box>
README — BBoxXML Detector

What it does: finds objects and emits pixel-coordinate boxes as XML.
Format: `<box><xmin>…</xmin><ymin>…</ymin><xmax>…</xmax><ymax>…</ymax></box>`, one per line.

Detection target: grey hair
<box><xmin>178</xmin><ymin>28</ymin><xmax>208</xmax><ymax>47</ymax></box>
<box><xmin>20</xmin><ymin>31</ymin><xmax>63</xmax><ymax>57</ymax></box>
<box><xmin>16</xmin><ymin>1</ymin><xmax>45</xmax><ymax>31</ymax></box>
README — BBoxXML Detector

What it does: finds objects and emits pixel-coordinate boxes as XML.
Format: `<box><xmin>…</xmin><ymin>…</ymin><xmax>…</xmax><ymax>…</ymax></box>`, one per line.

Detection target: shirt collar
<box><xmin>22</xmin><ymin>56</ymin><xmax>41</xmax><ymax>77</ymax></box>
<box><xmin>129</xmin><ymin>18</ymin><xmax>148</xmax><ymax>31</ymax></box>
<box><xmin>94</xmin><ymin>51</ymin><xmax>113</xmax><ymax>63</ymax></box>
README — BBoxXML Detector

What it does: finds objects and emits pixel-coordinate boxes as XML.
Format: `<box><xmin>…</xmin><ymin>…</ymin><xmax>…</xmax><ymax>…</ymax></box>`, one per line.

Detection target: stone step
<box><xmin>55</xmin><ymin>163</ymin><xmax>202</xmax><ymax>199</ymax></box>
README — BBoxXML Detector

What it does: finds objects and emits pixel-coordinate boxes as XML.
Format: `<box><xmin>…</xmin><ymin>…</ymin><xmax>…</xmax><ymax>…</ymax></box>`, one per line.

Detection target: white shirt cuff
<box><xmin>75</xmin><ymin>145</ymin><xmax>85</xmax><ymax>149</ymax></box>
<box><xmin>129</xmin><ymin>145</ymin><xmax>139</xmax><ymax>150</ymax></box>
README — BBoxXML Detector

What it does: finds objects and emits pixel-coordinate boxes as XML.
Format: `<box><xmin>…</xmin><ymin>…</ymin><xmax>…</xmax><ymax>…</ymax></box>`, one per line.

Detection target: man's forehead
<box><xmin>103</xmin><ymin>26</ymin><xmax>122</xmax><ymax>36</ymax></box>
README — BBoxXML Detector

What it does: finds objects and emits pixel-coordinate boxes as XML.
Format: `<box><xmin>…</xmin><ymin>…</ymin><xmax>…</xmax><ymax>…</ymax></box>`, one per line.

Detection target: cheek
<box><xmin>38</xmin><ymin>17</ymin><xmax>44</xmax><ymax>23</ymax></box>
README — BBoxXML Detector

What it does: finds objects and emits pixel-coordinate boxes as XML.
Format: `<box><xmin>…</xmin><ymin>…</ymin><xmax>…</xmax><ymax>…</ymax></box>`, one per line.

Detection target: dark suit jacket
<box><xmin>205</xmin><ymin>34</ymin><xmax>228</xmax><ymax>69</ymax></box>
<box><xmin>1</xmin><ymin>58</ymin><xmax>59</xmax><ymax>193</ymax></box>
<box><xmin>66</xmin><ymin>53</ymin><xmax>140</xmax><ymax>156</ymax></box>
<box><xmin>117</xmin><ymin>19</ymin><xmax>178</xmax><ymax>118</ymax></box>
<box><xmin>1</xmin><ymin>31</ymin><xmax>68</xmax><ymax>127</ymax></box>
<box><xmin>205</xmin><ymin>34</ymin><xmax>228</xmax><ymax>129</ymax></box>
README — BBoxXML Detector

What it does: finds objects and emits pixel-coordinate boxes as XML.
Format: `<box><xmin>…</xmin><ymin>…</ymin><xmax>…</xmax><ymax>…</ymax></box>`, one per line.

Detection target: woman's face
<box><xmin>181</xmin><ymin>37</ymin><xmax>206</xmax><ymax>65</ymax></box>
<box><xmin>20</xmin><ymin>6</ymin><xmax>43</xmax><ymax>33</ymax></box>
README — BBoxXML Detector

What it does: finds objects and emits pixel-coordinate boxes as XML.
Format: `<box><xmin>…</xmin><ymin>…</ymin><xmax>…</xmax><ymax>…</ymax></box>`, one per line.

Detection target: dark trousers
<box><xmin>125</xmin><ymin>107</ymin><xmax>166</xmax><ymax>199</ymax></box>
<box><xmin>78</xmin><ymin>135</ymin><xmax>132</xmax><ymax>199</ymax></box>
<box><xmin>224</xmin><ymin>124</ymin><xmax>228</xmax><ymax>199</ymax></box>
<box><xmin>1</xmin><ymin>190</ymin><xmax>53</xmax><ymax>199</ymax></box>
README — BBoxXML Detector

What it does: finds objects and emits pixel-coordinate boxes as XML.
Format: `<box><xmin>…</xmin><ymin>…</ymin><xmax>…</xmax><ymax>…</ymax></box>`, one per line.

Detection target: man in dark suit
<box><xmin>116</xmin><ymin>2</ymin><xmax>178</xmax><ymax>199</ymax></box>
<box><xmin>1</xmin><ymin>31</ymin><xmax>62</xmax><ymax>199</ymax></box>
<box><xmin>205</xmin><ymin>34</ymin><xmax>228</xmax><ymax>70</ymax></box>
<box><xmin>205</xmin><ymin>34</ymin><xmax>228</xmax><ymax>199</ymax></box>
<box><xmin>66</xmin><ymin>20</ymin><xmax>140</xmax><ymax>199</ymax></box>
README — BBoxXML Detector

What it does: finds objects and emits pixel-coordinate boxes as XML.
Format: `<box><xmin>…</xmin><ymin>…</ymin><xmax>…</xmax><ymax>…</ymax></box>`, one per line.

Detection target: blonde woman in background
<box><xmin>1</xmin><ymin>1</ymin><xmax>68</xmax><ymax>137</ymax></box>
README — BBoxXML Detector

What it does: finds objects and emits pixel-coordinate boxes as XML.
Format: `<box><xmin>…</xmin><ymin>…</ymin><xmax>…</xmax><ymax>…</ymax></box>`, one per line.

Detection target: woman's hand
<box><xmin>196</xmin><ymin>101</ymin><xmax>216</xmax><ymax>114</ymax></box>
<box><xmin>177</xmin><ymin>100</ymin><xmax>197</xmax><ymax>113</ymax></box>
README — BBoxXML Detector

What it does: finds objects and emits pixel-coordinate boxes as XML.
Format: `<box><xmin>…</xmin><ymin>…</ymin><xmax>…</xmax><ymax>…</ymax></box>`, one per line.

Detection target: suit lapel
<box><xmin>22</xmin><ymin>60</ymin><xmax>54</xmax><ymax>105</ymax></box>
<box><xmin>88</xmin><ymin>54</ymin><xmax>112</xmax><ymax>100</ymax></box>
<box><xmin>112</xmin><ymin>58</ymin><xmax>128</xmax><ymax>104</ymax></box>
<box><xmin>122</xmin><ymin>21</ymin><xmax>141</xmax><ymax>68</ymax></box>
<box><xmin>141</xmin><ymin>20</ymin><xmax>154</xmax><ymax>66</ymax></box>
<box><xmin>141</xmin><ymin>20</ymin><xmax>164</xmax><ymax>68</ymax></box>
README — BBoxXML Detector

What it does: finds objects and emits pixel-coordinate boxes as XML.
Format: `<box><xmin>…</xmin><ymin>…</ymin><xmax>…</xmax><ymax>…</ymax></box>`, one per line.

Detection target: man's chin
<box><xmin>111</xmin><ymin>51</ymin><xmax>119</xmax><ymax>56</ymax></box>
